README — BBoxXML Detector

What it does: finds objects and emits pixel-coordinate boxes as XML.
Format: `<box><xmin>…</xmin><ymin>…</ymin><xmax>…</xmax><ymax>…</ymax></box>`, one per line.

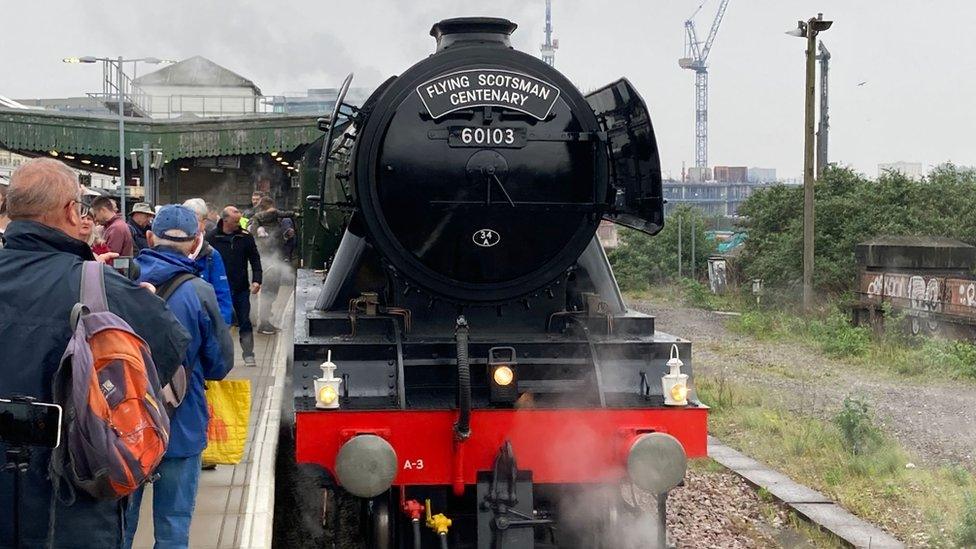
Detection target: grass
<box><xmin>699</xmin><ymin>374</ymin><xmax>973</xmax><ymax>547</ymax></box>
<box><xmin>635</xmin><ymin>281</ymin><xmax>976</xmax><ymax>382</ymax></box>
<box><xmin>625</xmin><ymin>279</ymin><xmax>743</xmax><ymax>312</ymax></box>
<box><xmin>726</xmin><ymin>307</ymin><xmax>976</xmax><ymax>382</ymax></box>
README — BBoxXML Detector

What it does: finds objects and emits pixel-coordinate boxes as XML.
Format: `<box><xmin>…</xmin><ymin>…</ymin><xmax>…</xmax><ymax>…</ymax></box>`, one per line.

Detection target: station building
<box><xmin>0</xmin><ymin>57</ymin><xmax>333</xmax><ymax>211</ymax></box>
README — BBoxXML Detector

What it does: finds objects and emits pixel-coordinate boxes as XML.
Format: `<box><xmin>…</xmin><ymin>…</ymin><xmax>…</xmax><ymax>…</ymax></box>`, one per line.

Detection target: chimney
<box><xmin>429</xmin><ymin>17</ymin><xmax>517</xmax><ymax>52</ymax></box>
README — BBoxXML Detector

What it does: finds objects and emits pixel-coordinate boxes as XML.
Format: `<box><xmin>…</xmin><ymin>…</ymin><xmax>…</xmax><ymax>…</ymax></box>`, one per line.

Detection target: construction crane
<box><xmin>816</xmin><ymin>42</ymin><xmax>830</xmax><ymax>179</ymax></box>
<box><xmin>678</xmin><ymin>0</ymin><xmax>731</xmax><ymax>169</ymax></box>
<box><xmin>540</xmin><ymin>0</ymin><xmax>557</xmax><ymax>66</ymax></box>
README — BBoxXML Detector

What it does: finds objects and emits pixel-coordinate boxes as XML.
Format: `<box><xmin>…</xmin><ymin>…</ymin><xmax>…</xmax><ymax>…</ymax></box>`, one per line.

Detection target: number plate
<box><xmin>448</xmin><ymin>126</ymin><xmax>527</xmax><ymax>148</ymax></box>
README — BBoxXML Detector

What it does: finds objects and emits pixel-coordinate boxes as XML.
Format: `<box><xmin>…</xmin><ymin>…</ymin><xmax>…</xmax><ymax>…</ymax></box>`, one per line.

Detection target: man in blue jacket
<box><xmin>125</xmin><ymin>205</ymin><xmax>234</xmax><ymax>549</ymax></box>
<box><xmin>183</xmin><ymin>198</ymin><xmax>233</xmax><ymax>324</ymax></box>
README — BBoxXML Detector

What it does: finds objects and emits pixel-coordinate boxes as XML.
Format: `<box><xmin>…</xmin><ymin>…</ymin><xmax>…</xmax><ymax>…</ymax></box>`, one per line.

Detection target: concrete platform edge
<box><xmin>707</xmin><ymin>436</ymin><xmax>905</xmax><ymax>549</ymax></box>
<box><xmin>238</xmin><ymin>295</ymin><xmax>294</xmax><ymax>548</ymax></box>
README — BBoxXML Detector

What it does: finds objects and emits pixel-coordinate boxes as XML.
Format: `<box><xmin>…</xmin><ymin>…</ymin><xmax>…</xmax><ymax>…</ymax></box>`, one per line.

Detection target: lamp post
<box><xmin>130</xmin><ymin>144</ymin><xmax>164</xmax><ymax>205</ymax></box>
<box><xmin>786</xmin><ymin>14</ymin><xmax>832</xmax><ymax>313</ymax></box>
<box><xmin>63</xmin><ymin>56</ymin><xmax>172</xmax><ymax>214</ymax></box>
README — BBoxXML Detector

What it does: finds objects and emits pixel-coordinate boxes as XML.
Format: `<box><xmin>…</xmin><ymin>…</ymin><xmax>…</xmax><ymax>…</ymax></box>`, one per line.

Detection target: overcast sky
<box><xmin>2</xmin><ymin>0</ymin><xmax>974</xmax><ymax>180</ymax></box>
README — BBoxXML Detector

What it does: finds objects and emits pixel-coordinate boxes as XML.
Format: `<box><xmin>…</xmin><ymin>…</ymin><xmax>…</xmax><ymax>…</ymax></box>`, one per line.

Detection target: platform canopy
<box><xmin>0</xmin><ymin>107</ymin><xmax>324</xmax><ymax>163</ymax></box>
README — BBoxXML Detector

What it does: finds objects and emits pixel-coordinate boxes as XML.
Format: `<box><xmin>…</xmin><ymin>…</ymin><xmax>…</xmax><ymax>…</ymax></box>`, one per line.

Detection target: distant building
<box><xmin>878</xmin><ymin>161</ymin><xmax>924</xmax><ymax>180</ymax></box>
<box><xmin>687</xmin><ymin>166</ymin><xmax>711</xmax><ymax>183</ymax></box>
<box><xmin>11</xmin><ymin>96</ymin><xmax>110</xmax><ymax>115</ymax></box>
<box><xmin>0</xmin><ymin>149</ymin><xmax>29</xmax><ymax>179</ymax></box>
<box><xmin>264</xmin><ymin>87</ymin><xmax>373</xmax><ymax>115</ymax></box>
<box><xmin>663</xmin><ymin>179</ymin><xmax>772</xmax><ymax>217</ymax></box>
<box><xmin>712</xmin><ymin>166</ymin><xmax>748</xmax><ymax>183</ymax></box>
<box><xmin>134</xmin><ymin>56</ymin><xmax>263</xmax><ymax>118</ymax></box>
<box><xmin>0</xmin><ymin>149</ymin><xmax>116</xmax><ymax>189</ymax></box>
<box><xmin>747</xmin><ymin>167</ymin><xmax>777</xmax><ymax>183</ymax></box>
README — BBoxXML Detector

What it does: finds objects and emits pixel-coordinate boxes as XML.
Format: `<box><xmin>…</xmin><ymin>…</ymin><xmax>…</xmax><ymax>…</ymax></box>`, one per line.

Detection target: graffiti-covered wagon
<box><xmin>853</xmin><ymin>236</ymin><xmax>976</xmax><ymax>336</ymax></box>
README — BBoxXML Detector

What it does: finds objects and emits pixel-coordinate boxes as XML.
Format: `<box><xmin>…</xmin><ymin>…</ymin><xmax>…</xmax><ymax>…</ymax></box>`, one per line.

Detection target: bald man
<box><xmin>0</xmin><ymin>158</ymin><xmax>190</xmax><ymax>548</ymax></box>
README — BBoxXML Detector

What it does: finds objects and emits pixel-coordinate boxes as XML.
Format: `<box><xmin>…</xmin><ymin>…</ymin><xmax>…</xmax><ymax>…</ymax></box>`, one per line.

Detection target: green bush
<box><xmin>833</xmin><ymin>396</ymin><xmax>881</xmax><ymax>456</ymax></box>
<box><xmin>932</xmin><ymin>340</ymin><xmax>976</xmax><ymax>380</ymax></box>
<box><xmin>958</xmin><ymin>493</ymin><xmax>976</xmax><ymax>547</ymax></box>
<box><xmin>811</xmin><ymin>311</ymin><xmax>871</xmax><ymax>357</ymax></box>
<box><xmin>729</xmin><ymin>310</ymin><xmax>775</xmax><ymax>338</ymax></box>
<box><xmin>681</xmin><ymin>279</ymin><xmax>714</xmax><ymax>309</ymax></box>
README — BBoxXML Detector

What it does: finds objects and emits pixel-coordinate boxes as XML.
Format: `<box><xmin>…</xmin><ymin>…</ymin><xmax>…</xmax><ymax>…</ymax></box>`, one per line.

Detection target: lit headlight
<box><xmin>669</xmin><ymin>383</ymin><xmax>688</xmax><ymax>403</ymax></box>
<box><xmin>493</xmin><ymin>365</ymin><xmax>514</xmax><ymax>386</ymax></box>
<box><xmin>488</xmin><ymin>347</ymin><xmax>519</xmax><ymax>404</ymax></box>
<box><xmin>318</xmin><ymin>385</ymin><xmax>338</xmax><ymax>405</ymax></box>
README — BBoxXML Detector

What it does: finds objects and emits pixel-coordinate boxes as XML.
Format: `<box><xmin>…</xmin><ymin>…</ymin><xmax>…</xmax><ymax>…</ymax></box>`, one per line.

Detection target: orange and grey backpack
<box><xmin>51</xmin><ymin>261</ymin><xmax>171</xmax><ymax>501</ymax></box>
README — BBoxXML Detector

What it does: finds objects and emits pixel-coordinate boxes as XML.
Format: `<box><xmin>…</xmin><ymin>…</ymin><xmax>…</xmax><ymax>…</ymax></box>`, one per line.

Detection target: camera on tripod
<box><xmin>1</xmin><ymin>395</ymin><xmax>62</xmax><ymax>548</ymax></box>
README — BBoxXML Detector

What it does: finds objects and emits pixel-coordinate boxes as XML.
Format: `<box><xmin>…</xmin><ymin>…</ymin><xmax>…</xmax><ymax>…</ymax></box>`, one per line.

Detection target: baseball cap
<box><xmin>152</xmin><ymin>205</ymin><xmax>199</xmax><ymax>242</ymax></box>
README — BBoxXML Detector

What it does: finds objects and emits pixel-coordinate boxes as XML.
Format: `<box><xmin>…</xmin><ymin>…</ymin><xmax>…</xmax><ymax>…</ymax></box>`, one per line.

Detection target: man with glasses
<box><xmin>0</xmin><ymin>158</ymin><xmax>190</xmax><ymax>548</ymax></box>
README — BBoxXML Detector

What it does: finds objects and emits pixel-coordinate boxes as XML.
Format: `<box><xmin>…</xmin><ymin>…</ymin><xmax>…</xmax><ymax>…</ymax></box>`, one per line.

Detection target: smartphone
<box><xmin>112</xmin><ymin>257</ymin><xmax>130</xmax><ymax>271</ymax></box>
<box><xmin>0</xmin><ymin>398</ymin><xmax>63</xmax><ymax>449</ymax></box>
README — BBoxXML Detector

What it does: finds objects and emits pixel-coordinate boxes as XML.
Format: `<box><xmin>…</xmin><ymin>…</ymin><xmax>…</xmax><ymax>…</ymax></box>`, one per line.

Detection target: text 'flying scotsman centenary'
<box><xmin>417</xmin><ymin>69</ymin><xmax>561</xmax><ymax>120</ymax></box>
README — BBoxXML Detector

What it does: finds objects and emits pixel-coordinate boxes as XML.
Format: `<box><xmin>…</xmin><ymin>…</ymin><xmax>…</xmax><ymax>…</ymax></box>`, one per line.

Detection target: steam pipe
<box><xmin>412</xmin><ymin>519</ymin><xmax>422</xmax><ymax>549</ymax></box>
<box><xmin>452</xmin><ymin>442</ymin><xmax>465</xmax><ymax>497</ymax></box>
<box><xmin>452</xmin><ymin>316</ymin><xmax>471</xmax><ymax>497</ymax></box>
<box><xmin>453</xmin><ymin>316</ymin><xmax>471</xmax><ymax>440</ymax></box>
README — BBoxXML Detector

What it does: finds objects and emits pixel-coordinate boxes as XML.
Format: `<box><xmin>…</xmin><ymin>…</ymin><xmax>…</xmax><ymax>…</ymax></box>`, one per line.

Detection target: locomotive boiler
<box><xmin>289</xmin><ymin>17</ymin><xmax>707</xmax><ymax>549</ymax></box>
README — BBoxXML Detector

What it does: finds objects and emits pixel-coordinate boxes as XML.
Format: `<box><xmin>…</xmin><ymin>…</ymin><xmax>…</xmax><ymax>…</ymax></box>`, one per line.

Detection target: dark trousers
<box><xmin>231</xmin><ymin>288</ymin><xmax>254</xmax><ymax>358</ymax></box>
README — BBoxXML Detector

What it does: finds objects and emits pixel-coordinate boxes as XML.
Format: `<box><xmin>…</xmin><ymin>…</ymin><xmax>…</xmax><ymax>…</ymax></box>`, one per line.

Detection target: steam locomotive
<box><xmin>289</xmin><ymin>17</ymin><xmax>707</xmax><ymax>549</ymax></box>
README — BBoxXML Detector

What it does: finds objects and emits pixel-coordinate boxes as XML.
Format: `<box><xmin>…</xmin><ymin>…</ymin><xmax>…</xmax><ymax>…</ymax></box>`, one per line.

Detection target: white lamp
<box><xmin>314</xmin><ymin>350</ymin><xmax>343</xmax><ymax>409</ymax></box>
<box><xmin>661</xmin><ymin>344</ymin><xmax>689</xmax><ymax>406</ymax></box>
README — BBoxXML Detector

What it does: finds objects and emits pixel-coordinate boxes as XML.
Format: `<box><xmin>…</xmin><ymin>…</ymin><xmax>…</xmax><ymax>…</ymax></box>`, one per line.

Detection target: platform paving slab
<box><xmin>131</xmin><ymin>289</ymin><xmax>291</xmax><ymax>549</ymax></box>
<box><xmin>708</xmin><ymin>436</ymin><xmax>905</xmax><ymax>549</ymax></box>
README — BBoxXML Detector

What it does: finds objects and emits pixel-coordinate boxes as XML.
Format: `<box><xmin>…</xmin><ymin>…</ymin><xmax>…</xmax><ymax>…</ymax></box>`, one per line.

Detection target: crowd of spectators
<box><xmin>0</xmin><ymin>158</ymin><xmax>298</xmax><ymax>548</ymax></box>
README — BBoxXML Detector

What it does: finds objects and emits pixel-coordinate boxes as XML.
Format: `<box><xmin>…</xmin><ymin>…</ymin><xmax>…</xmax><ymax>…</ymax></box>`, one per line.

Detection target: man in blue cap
<box><xmin>125</xmin><ymin>205</ymin><xmax>234</xmax><ymax>549</ymax></box>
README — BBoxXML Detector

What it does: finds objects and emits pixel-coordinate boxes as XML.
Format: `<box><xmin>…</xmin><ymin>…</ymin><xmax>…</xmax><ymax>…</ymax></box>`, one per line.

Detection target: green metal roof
<box><xmin>0</xmin><ymin>108</ymin><xmax>324</xmax><ymax>161</ymax></box>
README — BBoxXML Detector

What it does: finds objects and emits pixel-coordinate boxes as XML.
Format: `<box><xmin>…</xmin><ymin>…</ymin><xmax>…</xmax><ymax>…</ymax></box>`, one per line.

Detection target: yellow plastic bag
<box><xmin>201</xmin><ymin>379</ymin><xmax>252</xmax><ymax>464</ymax></box>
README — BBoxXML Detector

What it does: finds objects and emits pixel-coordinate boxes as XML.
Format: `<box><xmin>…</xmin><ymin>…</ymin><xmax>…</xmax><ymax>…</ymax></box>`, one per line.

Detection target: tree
<box><xmin>608</xmin><ymin>205</ymin><xmax>717</xmax><ymax>291</ymax></box>
<box><xmin>737</xmin><ymin>164</ymin><xmax>976</xmax><ymax>297</ymax></box>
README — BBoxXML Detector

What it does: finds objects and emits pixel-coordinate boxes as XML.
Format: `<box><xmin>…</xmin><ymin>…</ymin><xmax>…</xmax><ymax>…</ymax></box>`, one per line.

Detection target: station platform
<box><xmin>131</xmin><ymin>289</ymin><xmax>293</xmax><ymax>549</ymax></box>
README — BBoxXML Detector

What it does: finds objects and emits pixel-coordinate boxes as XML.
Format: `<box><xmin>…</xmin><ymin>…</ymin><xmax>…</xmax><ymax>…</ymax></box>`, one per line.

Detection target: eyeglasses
<box><xmin>69</xmin><ymin>198</ymin><xmax>92</xmax><ymax>218</ymax></box>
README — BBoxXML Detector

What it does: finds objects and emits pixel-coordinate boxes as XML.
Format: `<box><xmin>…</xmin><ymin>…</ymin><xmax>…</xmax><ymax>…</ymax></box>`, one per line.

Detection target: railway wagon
<box><xmin>288</xmin><ymin>17</ymin><xmax>707</xmax><ymax>548</ymax></box>
<box><xmin>853</xmin><ymin>236</ymin><xmax>976</xmax><ymax>336</ymax></box>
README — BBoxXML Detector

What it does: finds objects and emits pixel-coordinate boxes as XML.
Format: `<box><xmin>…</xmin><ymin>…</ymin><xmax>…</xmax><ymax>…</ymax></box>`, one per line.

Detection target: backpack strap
<box><xmin>156</xmin><ymin>272</ymin><xmax>198</xmax><ymax>302</ymax></box>
<box><xmin>80</xmin><ymin>261</ymin><xmax>109</xmax><ymax>313</ymax></box>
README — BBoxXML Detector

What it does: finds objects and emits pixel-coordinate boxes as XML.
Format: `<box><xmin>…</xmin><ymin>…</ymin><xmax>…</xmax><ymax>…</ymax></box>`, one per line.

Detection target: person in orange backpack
<box><xmin>0</xmin><ymin>158</ymin><xmax>189</xmax><ymax>549</ymax></box>
<box><xmin>124</xmin><ymin>205</ymin><xmax>233</xmax><ymax>549</ymax></box>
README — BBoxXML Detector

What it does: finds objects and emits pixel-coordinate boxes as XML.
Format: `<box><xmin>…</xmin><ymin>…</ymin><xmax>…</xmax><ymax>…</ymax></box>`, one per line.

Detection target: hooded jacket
<box><xmin>207</xmin><ymin>219</ymin><xmax>262</xmax><ymax>293</ymax></box>
<box><xmin>136</xmin><ymin>247</ymin><xmax>234</xmax><ymax>458</ymax></box>
<box><xmin>0</xmin><ymin>220</ymin><xmax>189</xmax><ymax>548</ymax></box>
<box><xmin>194</xmin><ymin>240</ymin><xmax>234</xmax><ymax>325</ymax></box>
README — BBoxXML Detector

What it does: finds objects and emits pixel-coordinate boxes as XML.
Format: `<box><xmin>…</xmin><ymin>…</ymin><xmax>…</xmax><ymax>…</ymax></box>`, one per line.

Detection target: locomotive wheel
<box><xmin>365</xmin><ymin>493</ymin><xmax>394</xmax><ymax>549</ymax></box>
<box><xmin>323</xmin><ymin>487</ymin><xmax>365</xmax><ymax>549</ymax></box>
